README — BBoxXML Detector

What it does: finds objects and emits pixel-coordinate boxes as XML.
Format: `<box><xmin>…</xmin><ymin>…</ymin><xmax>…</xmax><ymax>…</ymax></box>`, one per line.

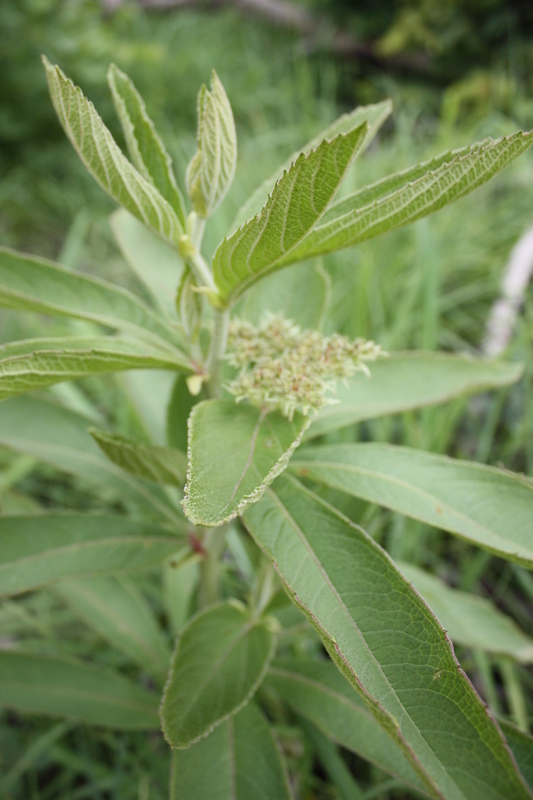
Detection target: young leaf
<box><xmin>0</xmin><ymin>513</ymin><xmax>183</xmax><ymax>596</ymax></box>
<box><xmin>183</xmin><ymin>399</ymin><xmax>310</xmax><ymax>526</ymax></box>
<box><xmin>282</xmin><ymin>130</ymin><xmax>533</xmax><ymax>264</ymax></box>
<box><xmin>170</xmin><ymin>702</ymin><xmax>293</xmax><ymax>800</ymax></box>
<box><xmin>397</xmin><ymin>562</ymin><xmax>533</xmax><ymax>661</ymax></box>
<box><xmin>291</xmin><ymin>443</ymin><xmax>533</xmax><ymax>568</ymax></box>
<box><xmin>0</xmin><ymin>336</ymin><xmax>192</xmax><ymax>402</ymax></box>
<box><xmin>212</xmin><ymin>124</ymin><xmax>369</xmax><ymax>305</ymax></box>
<box><xmin>108</xmin><ymin>64</ymin><xmax>187</xmax><ymax>227</ymax></box>
<box><xmin>266</xmin><ymin>659</ymin><xmax>427</xmax><ymax>794</ymax></box>
<box><xmin>243</xmin><ymin>476</ymin><xmax>532</xmax><ymax>800</ymax></box>
<box><xmin>186</xmin><ymin>70</ymin><xmax>237</xmax><ymax>218</ymax></box>
<box><xmin>0</xmin><ymin>651</ymin><xmax>158</xmax><ymax>729</ymax></box>
<box><xmin>160</xmin><ymin>602</ymin><xmax>275</xmax><ymax>748</ymax></box>
<box><xmin>305</xmin><ymin>352</ymin><xmax>523</xmax><ymax>438</ymax></box>
<box><xmin>90</xmin><ymin>428</ymin><xmax>187</xmax><ymax>487</ymax></box>
<box><xmin>232</xmin><ymin>99</ymin><xmax>392</xmax><ymax>230</ymax></box>
<box><xmin>43</xmin><ymin>58</ymin><xmax>184</xmax><ymax>243</ymax></box>
<box><xmin>0</xmin><ymin>246</ymin><xmax>179</xmax><ymax>349</ymax></box>
<box><xmin>54</xmin><ymin>575</ymin><xmax>171</xmax><ymax>676</ymax></box>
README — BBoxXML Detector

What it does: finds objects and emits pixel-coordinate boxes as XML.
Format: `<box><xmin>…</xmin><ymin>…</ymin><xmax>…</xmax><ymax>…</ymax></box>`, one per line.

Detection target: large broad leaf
<box><xmin>266</xmin><ymin>659</ymin><xmax>427</xmax><ymax>794</ymax></box>
<box><xmin>160</xmin><ymin>602</ymin><xmax>274</xmax><ymax>748</ymax></box>
<box><xmin>54</xmin><ymin>575</ymin><xmax>171</xmax><ymax>676</ymax></box>
<box><xmin>212</xmin><ymin>125</ymin><xmax>369</xmax><ymax>306</ymax></box>
<box><xmin>291</xmin><ymin>443</ymin><xmax>533</xmax><ymax>569</ymax></box>
<box><xmin>108</xmin><ymin>64</ymin><xmax>187</xmax><ymax>227</ymax></box>
<box><xmin>232</xmin><ymin>99</ymin><xmax>392</xmax><ymax>230</ymax></box>
<box><xmin>281</xmin><ymin>130</ymin><xmax>533</xmax><ymax>264</ymax></box>
<box><xmin>170</xmin><ymin>702</ymin><xmax>293</xmax><ymax>799</ymax></box>
<box><xmin>0</xmin><ymin>246</ymin><xmax>178</xmax><ymax>349</ymax></box>
<box><xmin>0</xmin><ymin>336</ymin><xmax>191</xmax><ymax>401</ymax></box>
<box><xmin>186</xmin><ymin>70</ymin><xmax>237</xmax><ymax>218</ymax></box>
<box><xmin>90</xmin><ymin>428</ymin><xmax>187</xmax><ymax>487</ymax></box>
<box><xmin>43</xmin><ymin>58</ymin><xmax>184</xmax><ymax>244</ymax></box>
<box><xmin>498</xmin><ymin>721</ymin><xmax>533</xmax><ymax>789</ymax></box>
<box><xmin>0</xmin><ymin>513</ymin><xmax>183</xmax><ymax>596</ymax></box>
<box><xmin>183</xmin><ymin>399</ymin><xmax>310</xmax><ymax>526</ymax></box>
<box><xmin>0</xmin><ymin>651</ymin><xmax>158</xmax><ymax>729</ymax></box>
<box><xmin>243</xmin><ymin>477</ymin><xmax>532</xmax><ymax>800</ymax></box>
<box><xmin>306</xmin><ymin>352</ymin><xmax>523</xmax><ymax>438</ymax></box>
<box><xmin>397</xmin><ymin>563</ymin><xmax>533</xmax><ymax>661</ymax></box>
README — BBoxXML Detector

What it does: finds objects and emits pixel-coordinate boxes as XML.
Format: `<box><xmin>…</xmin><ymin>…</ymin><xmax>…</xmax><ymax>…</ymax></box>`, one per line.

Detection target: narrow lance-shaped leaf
<box><xmin>43</xmin><ymin>57</ymin><xmax>184</xmax><ymax>244</ymax></box>
<box><xmin>0</xmin><ymin>513</ymin><xmax>184</xmax><ymax>597</ymax></box>
<box><xmin>232</xmin><ymin>99</ymin><xmax>392</xmax><ymax>230</ymax></box>
<box><xmin>108</xmin><ymin>64</ymin><xmax>187</xmax><ymax>227</ymax></box>
<box><xmin>0</xmin><ymin>336</ymin><xmax>192</xmax><ymax>402</ymax></box>
<box><xmin>281</xmin><ymin>130</ymin><xmax>533</xmax><ymax>265</ymax></box>
<box><xmin>160</xmin><ymin>602</ymin><xmax>275</xmax><ymax>748</ymax></box>
<box><xmin>170</xmin><ymin>702</ymin><xmax>293</xmax><ymax>800</ymax></box>
<box><xmin>212</xmin><ymin>124</ymin><xmax>369</xmax><ymax>305</ymax></box>
<box><xmin>90</xmin><ymin>428</ymin><xmax>187</xmax><ymax>487</ymax></box>
<box><xmin>305</xmin><ymin>352</ymin><xmax>523</xmax><ymax>439</ymax></box>
<box><xmin>186</xmin><ymin>70</ymin><xmax>237</xmax><ymax>218</ymax></box>
<box><xmin>0</xmin><ymin>651</ymin><xmax>158</xmax><ymax>729</ymax></box>
<box><xmin>291</xmin><ymin>443</ymin><xmax>533</xmax><ymax>569</ymax></box>
<box><xmin>183</xmin><ymin>399</ymin><xmax>310</xmax><ymax>526</ymax></box>
<box><xmin>244</xmin><ymin>476</ymin><xmax>532</xmax><ymax>800</ymax></box>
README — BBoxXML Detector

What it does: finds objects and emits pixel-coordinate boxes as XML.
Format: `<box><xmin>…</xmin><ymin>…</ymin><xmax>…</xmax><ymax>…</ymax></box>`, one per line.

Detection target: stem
<box><xmin>206</xmin><ymin>308</ymin><xmax>229</xmax><ymax>396</ymax></box>
<box><xmin>188</xmin><ymin>248</ymin><xmax>216</xmax><ymax>292</ymax></box>
<box><xmin>198</xmin><ymin>525</ymin><xmax>227</xmax><ymax>607</ymax></box>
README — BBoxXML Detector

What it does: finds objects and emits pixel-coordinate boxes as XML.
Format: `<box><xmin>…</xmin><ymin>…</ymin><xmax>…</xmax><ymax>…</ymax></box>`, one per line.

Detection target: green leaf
<box><xmin>54</xmin><ymin>575</ymin><xmax>171</xmax><ymax>676</ymax></box>
<box><xmin>232</xmin><ymin>99</ymin><xmax>392</xmax><ymax>230</ymax></box>
<box><xmin>282</xmin><ymin>130</ymin><xmax>533</xmax><ymax>263</ymax></box>
<box><xmin>170</xmin><ymin>701</ymin><xmax>293</xmax><ymax>799</ymax></box>
<box><xmin>0</xmin><ymin>336</ymin><xmax>191</xmax><ymax>402</ymax></box>
<box><xmin>110</xmin><ymin>209</ymin><xmax>184</xmax><ymax>318</ymax></box>
<box><xmin>90</xmin><ymin>428</ymin><xmax>187</xmax><ymax>487</ymax></box>
<box><xmin>160</xmin><ymin>602</ymin><xmax>275</xmax><ymax>748</ymax></box>
<box><xmin>306</xmin><ymin>352</ymin><xmax>523</xmax><ymax>438</ymax></box>
<box><xmin>183</xmin><ymin>399</ymin><xmax>310</xmax><ymax>526</ymax></box>
<box><xmin>163</xmin><ymin>558</ymin><xmax>199</xmax><ymax>635</ymax></box>
<box><xmin>397</xmin><ymin>562</ymin><xmax>533</xmax><ymax>661</ymax></box>
<box><xmin>498</xmin><ymin>720</ymin><xmax>533</xmax><ymax>789</ymax></box>
<box><xmin>243</xmin><ymin>477</ymin><xmax>532</xmax><ymax>800</ymax></box>
<box><xmin>43</xmin><ymin>58</ymin><xmax>184</xmax><ymax>244</ymax></box>
<box><xmin>186</xmin><ymin>70</ymin><xmax>237</xmax><ymax>218</ymax></box>
<box><xmin>0</xmin><ymin>513</ymin><xmax>183</xmax><ymax>596</ymax></box>
<box><xmin>166</xmin><ymin>374</ymin><xmax>202</xmax><ymax>453</ymax></box>
<box><xmin>108</xmin><ymin>64</ymin><xmax>187</xmax><ymax>227</ymax></box>
<box><xmin>213</xmin><ymin>124</ymin><xmax>369</xmax><ymax>306</ymax></box>
<box><xmin>291</xmin><ymin>443</ymin><xmax>533</xmax><ymax>568</ymax></box>
<box><xmin>0</xmin><ymin>650</ymin><xmax>158</xmax><ymax>729</ymax></box>
<box><xmin>266</xmin><ymin>659</ymin><xmax>427</xmax><ymax>794</ymax></box>
<box><xmin>0</xmin><ymin>246</ymin><xmax>179</xmax><ymax>349</ymax></box>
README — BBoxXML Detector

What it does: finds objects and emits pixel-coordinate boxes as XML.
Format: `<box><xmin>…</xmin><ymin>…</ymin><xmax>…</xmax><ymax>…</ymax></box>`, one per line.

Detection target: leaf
<box><xmin>186</xmin><ymin>70</ymin><xmax>237</xmax><ymax>218</ymax></box>
<box><xmin>397</xmin><ymin>562</ymin><xmax>533</xmax><ymax>661</ymax></box>
<box><xmin>498</xmin><ymin>720</ymin><xmax>533</xmax><ymax>789</ymax></box>
<box><xmin>177</xmin><ymin>267</ymin><xmax>203</xmax><ymax>341</ymax></box>
<box><xmin>0</xmin><ymin>650</ymin><xmax>158</xmax><ymax>729</ymax></box>
<box><xmin>110</xmin><ymin>209</ymin><xmax>184</xmax><ymax>318</ymax></box>
<box><xmin>108</xmin><ymin>64</ymin><xmax>187</xmax><ymax>227</ymax></box>
<box><xmin>0</xmin><ymin>245</ymin><xmax>179</xmax><ymax>349</ymax></box>
<box><xmin>166</xmin><ymin>374</ymin><xmax>202</xmax><ymax>453</ymax></box>
<box><xmin>305</xmin><ymin>352</ymin><xmax>523</xmax><ymax>438</ymax></box>
<box><xmin>183</xmin><ymin>399</ymin><xmax>310</xmax><ymax>526</ymax></box>
<box><xmin>160</xmin><ymin>602</ymin><xmax>275</xmax><ymax>748</ymax></box>
<box><xmin>43</xmin><ymin>58</ymin><xmax>184</xmax><ymax>244</ymax></box>
<box><xmin>0</xmin><ymin>336</ymin><xmax>192</xmax><ymax>402</ymax></box>
<box><xmin>243</xmin><ymin>476</ymin><xmax>532</xmax><ymax>800</ymax></box>
<box><xmin>281</xmin><ymin>130</ymin><xmax>533</xmax><ymax>263</ymax></box>
<box><xmin>170</xmin><ymin>702</ymin><xmax>293</xmax><ymax>799</ymax></box>
<box><xmin>212</xmin><ymin>124</ymin><xmax>369</xmax><ymax>306</ymax></box>
<box><xmin>291</xmin><ymin>443</ymin><xmax>533</xmax><ymax>569</ymax></box>
<box><xmin>90</xmin><ymin>428</ymin><xmax>187</xmax><ymax>487</ymax></box>
<box><xmin>0</xmin><ymin>513</ymin><xmax>183</xmax><ymax>596</ymax></box>
<box><xmin>163</xmin><ymin>558</ymin><xmax>199</xmax><ymax>635</ymax></box>
<box><xmin>54</xmin><ymin>575</ymin><xmax>171</xmax><ymax>676</ymax></box>
<box><xmin>266</xmin><ymin>659</ymin><xmax>427</xmax><ymax>794</ymax></box>
<box><xmin>232</xmin><ymin>99</ymin><xmax>392</xmax><ymax>230</ymax></box>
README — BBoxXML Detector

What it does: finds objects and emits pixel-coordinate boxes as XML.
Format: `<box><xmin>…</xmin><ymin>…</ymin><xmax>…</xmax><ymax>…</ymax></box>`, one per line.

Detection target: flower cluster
<box><xmin>226</xmin><ymin>315</ymin><xmax>385</xmax><ymax>420</ymax></box>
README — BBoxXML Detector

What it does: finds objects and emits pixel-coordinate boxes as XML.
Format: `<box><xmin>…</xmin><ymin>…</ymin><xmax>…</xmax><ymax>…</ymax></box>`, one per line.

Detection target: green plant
<box><xmin>1</xmin><ymin>57</ymin><xmax>533</xmax><ymax>799</ymax></box>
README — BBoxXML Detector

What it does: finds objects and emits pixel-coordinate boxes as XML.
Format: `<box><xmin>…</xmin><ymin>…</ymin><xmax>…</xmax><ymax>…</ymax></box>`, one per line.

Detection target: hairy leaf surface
<box><xmin>90</xmin><ymin>428</ymin><xmax>187</xmax><ymax>487</ymax></box>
